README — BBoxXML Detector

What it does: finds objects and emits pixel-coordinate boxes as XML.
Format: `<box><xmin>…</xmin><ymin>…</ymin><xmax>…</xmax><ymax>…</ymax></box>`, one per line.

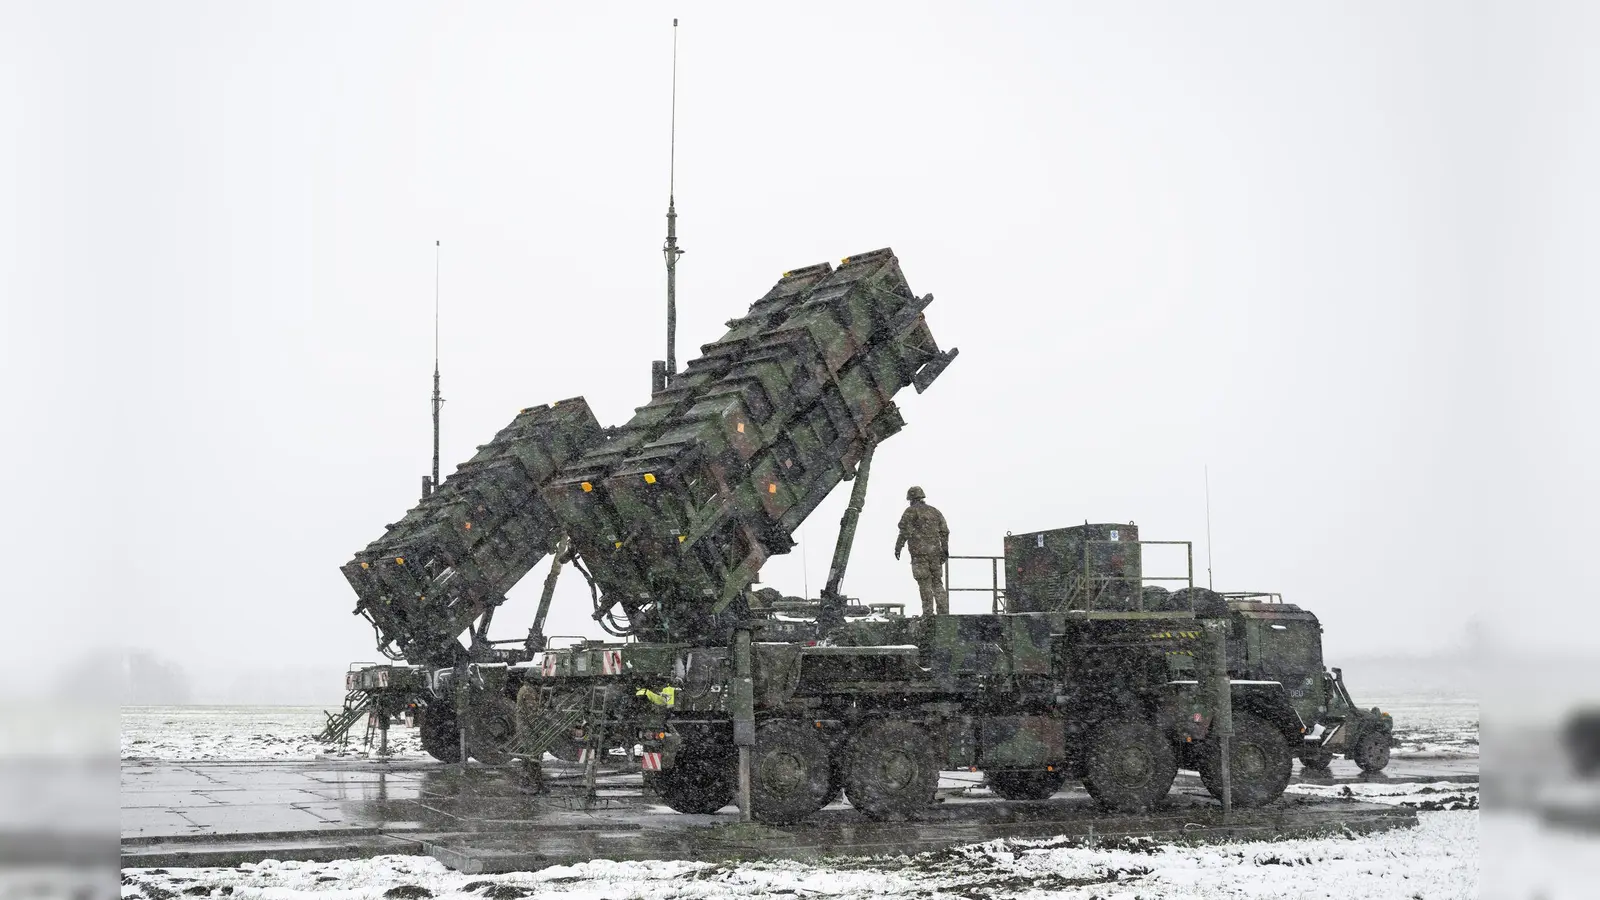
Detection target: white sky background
<box><xmin>1</xmin><ymin>2</ymin><xmax>1591</xmax><ymax>689</ymax></box>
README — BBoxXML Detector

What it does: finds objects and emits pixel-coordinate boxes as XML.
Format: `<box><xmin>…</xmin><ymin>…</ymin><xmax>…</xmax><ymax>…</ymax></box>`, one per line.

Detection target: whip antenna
<box><xmin>655</xmin><ymin>17</ymin><xmax>685</xmax><ymax>393</ymax></box>
<box><xmin>429</xmin><ymin>240</ymin><xmax>443</xmax><ymax>497</ymax></box>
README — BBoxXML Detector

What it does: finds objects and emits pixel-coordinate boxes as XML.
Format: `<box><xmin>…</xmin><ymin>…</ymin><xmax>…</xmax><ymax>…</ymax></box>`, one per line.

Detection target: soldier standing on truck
<box><xmin>895</xmin><ymin>486</ymin><xmax>950</xmax><ymax>616</ymax></box>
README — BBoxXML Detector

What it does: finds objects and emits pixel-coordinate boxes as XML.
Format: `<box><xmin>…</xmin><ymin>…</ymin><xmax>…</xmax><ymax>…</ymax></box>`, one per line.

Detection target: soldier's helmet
<box><xmin>906</xmin><ymin>486</ymin><xmax>926</xmax><ymax>501</ymax></box>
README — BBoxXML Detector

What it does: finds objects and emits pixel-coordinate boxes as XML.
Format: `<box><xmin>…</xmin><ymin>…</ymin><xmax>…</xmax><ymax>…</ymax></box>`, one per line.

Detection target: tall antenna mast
<box><xmin>430</xmin><ymin>240</ymin><xmax>443</xmax><ymax>496</ymax></box>
<box><xmin>655</xmin><ymin>17</ymin><xmax>685</xmax><ymax>394</ymax></box>
<box><xmin>1204</xmin><ymin>464</ymin><xmax>1214</xmax><ymax>589</ymax></box>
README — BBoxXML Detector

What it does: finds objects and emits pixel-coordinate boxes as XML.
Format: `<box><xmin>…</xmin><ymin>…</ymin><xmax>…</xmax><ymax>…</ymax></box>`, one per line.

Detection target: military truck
<box><xmin>337</xmin><ymin>248</ymin><xmax>1300</xmax><ymax>824</ymax></box>
<box><xmin>526</xmin><ymin>523</ymin><xmax>1301</xmax><ymax>824</ymax></box>
<box><xmin>1157</xmin><ymin>593</ymin><xmax>1396</xmax><ymax>774</ymax></box>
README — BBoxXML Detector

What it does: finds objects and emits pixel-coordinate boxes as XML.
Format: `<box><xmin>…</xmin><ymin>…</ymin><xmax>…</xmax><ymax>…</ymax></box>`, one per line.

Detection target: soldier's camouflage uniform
<box><xmin>515</xmin><ymin>684</ymin><xmax>545</xmax><ymax>793</ymax></box>
<box><xmin>897</xmin><ymin>500</ymin><xmax>950</xmax><ymax>617</ymax></box>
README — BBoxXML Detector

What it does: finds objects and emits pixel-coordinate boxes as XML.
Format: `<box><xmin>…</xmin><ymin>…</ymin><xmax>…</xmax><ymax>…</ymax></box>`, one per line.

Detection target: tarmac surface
<box><xmin>120</xmin><ymin>754</ymin><xmax>1475</xmax><ymax>873</ymax></box>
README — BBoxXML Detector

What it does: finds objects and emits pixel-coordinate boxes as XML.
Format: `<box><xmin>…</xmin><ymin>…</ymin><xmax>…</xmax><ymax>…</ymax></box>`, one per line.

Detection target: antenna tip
<box><xmin>436</xmin><ymin>240</ymin><xmax>440</xmax><ymax>246</ymax></box>
<box><xmin>673</xmin><ymin>18</ymin><xmax>678</xmax><ymax>26</ymax></box>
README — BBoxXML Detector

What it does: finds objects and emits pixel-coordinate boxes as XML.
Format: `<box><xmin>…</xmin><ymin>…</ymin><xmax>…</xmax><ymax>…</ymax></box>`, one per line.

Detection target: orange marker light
<box><xmin>580</xmin><ymin>482</ymin><xmax>593</xmax><ymax>492</ymax></box>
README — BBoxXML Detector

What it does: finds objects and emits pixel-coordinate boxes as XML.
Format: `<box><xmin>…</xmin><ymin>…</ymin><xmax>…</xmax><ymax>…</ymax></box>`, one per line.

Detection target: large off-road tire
<box><xmin>843</xmin><ymin>719</ymin><xmax>939</xmax><ymax>822</ymax></box>
<box><xmin>418</xmin><ymin>705</ymin><xmax>462</xmax><ymax>763</ymax></box>
<box><xmin>651</xmin><ymin>740</ymin><xmax>737</xmax><ymax>815</ymax></box>
<box><xmin>1353</xmin><ymin>730</ymin><xmax>1392</xmax><ymax>774</ymax></box>
<box><xmin>1197</xmin><ymin>711</ymin><xmax>1293</xmax><ymax>808</ymax></box>
<box><xmin>1300</xmin><ymin>748</ymin><xmax>1336</xmax><ymax>773</ymax></box>
<box><xmin>465</xmin><ymin>694</ymin><xmax>520</xmax><ymax>765</ymax></box>
<box><xmin>750</xmin><ymin>720</ymin><xmax>835</xmax><ymax>824</ymax></box>
<box><xmin>988</xmin><ymin>769</ymin><xmax>1068</xmax><ymax>801</ymax></box>
<box><xmin>1083</xmin><ymin>721</ymin><xmax>1178</xmax><ymax>814</ymax></box>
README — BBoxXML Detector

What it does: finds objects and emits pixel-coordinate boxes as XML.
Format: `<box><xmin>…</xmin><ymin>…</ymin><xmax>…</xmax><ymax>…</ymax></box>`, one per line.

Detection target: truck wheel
<box><xmin>1353</xmin><ymin>731</ymin><xmax>1391</xmax><ymax>774</ymax></box>
<box><xmin>988</xmin><ymin>770</ymin><xmax>1067</xmax><ymax>801</ymax></box>
<box><xmin>650</xmin><ymin>741</ymin><xmax>736</xmax><ymax>815</ymax></box>
<box><xmin>1197</xmin><ymin>712</ymin><xmax>1292</xmax><ymax>808</ymax></box>
<box><xmin>843</xmin><ymin>719</ymin><xmax>938</xmax><ymax>822</ymax></box>
<box><xmin>466</xmin><ymin>695</ymin><xmax>520</xmax><ymax>765</ymax></box>
<box><xmin>1300</xmin><ymin>749</ymin><xmax>1335</xmax><ymax>774</ymax></box>
<box><xmin>1083</xmin><ymin>721</ymin><xmax>1177</xmax><ymax>814</ymax></box>
<box><xmin>419</xmin><ymin>705</ymin><xmax>462</xmax><ymax>763</ymax></box>
<box><xmin>751</xmin><ymin>720</ymin><xmax>834</xmax><ymax>824</ymax></box>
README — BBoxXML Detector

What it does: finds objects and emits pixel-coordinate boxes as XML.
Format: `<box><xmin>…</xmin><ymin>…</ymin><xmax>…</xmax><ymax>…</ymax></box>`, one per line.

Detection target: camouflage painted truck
<box><xmin>337</xmin><ymin>248</ymin><xmax>1301</xmax><ymax>824</ymax></box>
<box><xmin>528</xmin><ymin>524</ymin><xmax>1304</xmax><ymax>824</ymax></box>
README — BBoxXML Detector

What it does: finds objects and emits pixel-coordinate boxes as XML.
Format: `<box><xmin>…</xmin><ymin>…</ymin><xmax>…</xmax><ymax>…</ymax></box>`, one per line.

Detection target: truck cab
<box><xmin>1215</xmin><ymin>593</ymin><xmax>1395</xmax><ymax>773</ymax></box>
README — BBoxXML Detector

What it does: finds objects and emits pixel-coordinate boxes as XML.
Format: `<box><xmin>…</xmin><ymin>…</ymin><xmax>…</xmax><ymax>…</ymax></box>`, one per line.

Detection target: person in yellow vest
<box><xmin>895</xmin><ymin>486</ymin><xmax>950</xmax><ymax>616</ymax></box>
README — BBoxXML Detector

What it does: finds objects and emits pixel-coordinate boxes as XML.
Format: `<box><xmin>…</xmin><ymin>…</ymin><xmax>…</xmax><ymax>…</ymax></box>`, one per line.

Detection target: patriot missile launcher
<box><xmin>335</xmin><ymin>247</ymin><xmax>1300</xmax><ymax>825</ymax></box>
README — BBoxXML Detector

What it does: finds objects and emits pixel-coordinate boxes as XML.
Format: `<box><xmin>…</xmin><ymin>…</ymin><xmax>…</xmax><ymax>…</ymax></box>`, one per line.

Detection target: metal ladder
<box><xmin>316</xmin><ymin>690</ymin><xmax>373</xmax><ymax>744</ymax></box>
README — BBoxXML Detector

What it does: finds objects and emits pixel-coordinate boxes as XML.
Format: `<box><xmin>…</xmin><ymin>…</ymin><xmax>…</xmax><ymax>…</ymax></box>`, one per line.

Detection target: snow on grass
<box><xmin>1287</xmin><ymin>780</ymin><xmax>1479</xmax><ymax>811</ymax></box>
<box><xmin>120</xmin><ymin>707</ymin><xmax>426</xmax><ymax>763</ymax></box>
<box><xmin>120</xmin><ymin>809</ymin><xmax>1477</xmax><ymax>900</ymax></box>
<box><xmin>1367</xmin><ymin>695</ymin><xmax>1478</xmax><ymax>759</ymax></box>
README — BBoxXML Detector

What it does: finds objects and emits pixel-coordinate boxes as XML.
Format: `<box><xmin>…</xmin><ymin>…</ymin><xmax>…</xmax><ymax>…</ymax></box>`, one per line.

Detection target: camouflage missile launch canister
<box><xmin>342</xmin><ymin>398</ymin><xmax>605</xmax><ymax>665</ymax></box>
<box><xmin>544</xmin><ymin>248</ymin><xmax>958</xmax><ymax>642</ymax></box>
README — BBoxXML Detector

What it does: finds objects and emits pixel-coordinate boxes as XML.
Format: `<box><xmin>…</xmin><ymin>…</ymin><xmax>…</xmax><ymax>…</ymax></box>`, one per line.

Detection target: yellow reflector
<box><xmin>464</xmin><ymin>522</ymin><xmax>472</xmax><ymax>529</ymax></box>
<box><xmin>580</xmin><ymin>482</ymin><xmax>593</xmax><ymax>492</ymax></box>
<box><xmin>736</xmin><ymin>422</ymin><xmax>745</xmax><ymax>433</ymax></box>
<box><xmin>614</xmin><ymin>541</ymin><xmax>623</xmax><ymax>549</ymax></box>
<box><xmin>677</xmin><ymin>535</ymin><xmax>685</xmax><ymax>542</ymax></box>
<box><xmin>360</xmin><ymin>562</ymin><xmax>369</xmax><ymax>569</ymax></box>
<box><xmin>395</xmin><ymin>557</ymin><xmax>404</xmax><ymax>565</ymax></box>
<box><xmin>644</xmin><ymin>473</ymin><xmax>656</xmax><ymax>484</ymax></box>
<box><xmin>841</xmin><ymin>256</ymin><xmax>851</xmax><ymax>264</ymax></box>
<box><xmin>782</xmin><ymin>271</ymin><xmax>790</xmax><ymax>277</ymax></box>
<box><xmin>768</xmin><ymin>483</ymin><xmax>777</xmax><ymax>494</ymax></box>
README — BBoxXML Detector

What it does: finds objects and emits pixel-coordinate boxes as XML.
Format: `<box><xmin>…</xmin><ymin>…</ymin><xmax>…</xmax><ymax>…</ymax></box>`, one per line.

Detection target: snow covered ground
<box><xmin>1364</xmin><ymin>693</ymin><xmax>1479</xmax><ymax>759</ymax></box>
<box><xmin>119</xmin><ymin>700</ymin><xmax>1487</xmax><ymax>897</ymax></box>
<box><xmin>120</xmin><ymin>706</ymin><xmax>426</xmax><ymax>762</ymax></box>
<box><xmin>120</xmin><ymin>805</ymin><xmax>1478</xmax><ymax>899</ymax></box>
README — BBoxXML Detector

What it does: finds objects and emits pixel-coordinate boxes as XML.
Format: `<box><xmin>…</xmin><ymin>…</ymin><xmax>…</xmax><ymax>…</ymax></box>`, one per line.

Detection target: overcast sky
<box><xmin>3</xmin><ymin>2</ymin><xmax>1593</xmax><ymax>691</ymax></box>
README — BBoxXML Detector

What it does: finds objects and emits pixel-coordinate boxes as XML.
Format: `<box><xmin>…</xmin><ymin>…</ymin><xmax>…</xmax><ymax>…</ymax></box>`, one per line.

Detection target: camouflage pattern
<box><xmin>974</xmin><ymin>716</ymin><xmax>1067</xmax><ymax>769</ymax></box>
<box><xmin>1004</xmin><ymin>523</ymin><xmax>1143</xmax><ymax>614</ymax></box>
<box><xmin>341</xmin><ymin>399</ymin><xmax>604</xmax><ymax>666</ymax></box>
<box><xmin>898</xmin><ymin>497</ymin><xmax>949</xmax><ymax>616</ymax></box>
<box><xmin>540</xmin><ymin>249</ymin><xmax>957</xmax><ymax>643</ymax></box>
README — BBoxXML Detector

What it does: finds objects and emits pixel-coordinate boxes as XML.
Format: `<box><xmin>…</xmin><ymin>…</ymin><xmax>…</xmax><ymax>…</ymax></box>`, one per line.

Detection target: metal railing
<box><xmin>943</xmin><ymin>554</ymin><xmax>1007</xmax><ymax>612</ymax></box>
<box><xmin>942</xmin><ymin>540</ymin><xmax>1197</xmax><ymax>615</ymax></box>
<box><xmin>1222</xmin><ymin>591</ymin><xmax>1282</xmax><ymax>604</ymax></box>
